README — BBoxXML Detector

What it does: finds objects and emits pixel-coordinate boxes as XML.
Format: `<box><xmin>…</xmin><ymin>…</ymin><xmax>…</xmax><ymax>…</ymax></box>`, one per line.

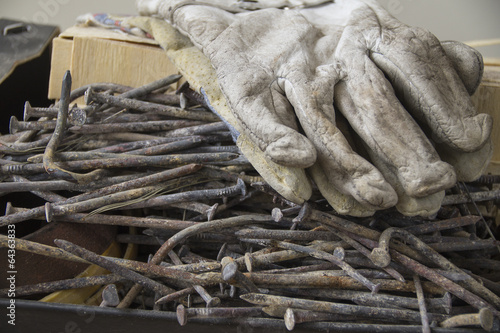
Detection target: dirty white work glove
<box><xmin>136</xmin><ymin>0</ymin><xmax>492</xmax><ymax>216</ymax></box>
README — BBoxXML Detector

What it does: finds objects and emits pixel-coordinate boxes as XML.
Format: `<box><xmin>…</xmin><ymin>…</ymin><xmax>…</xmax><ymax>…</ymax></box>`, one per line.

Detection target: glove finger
<box><xmin>335</xmin><ymin>54</ymin><xmax>456</xmax><ymax>198</ymax></box>
<box><xmin>222</xmin><ymin>69</ymin><xmax>317</xmax><ymax>168</ymax></box>
<box><xmin>280</xmin><ymin>71</ymin><xmax>398</xmax><ymax>211</ymax></box>
<box><xmin>441</xmin><ymin>41</ymin><xmax>484</xmax><ymax>96</ymax></box>
<box><xmin>371</xmin><ymin>27</ymin><xmax>492</xmax><ymax>152</ymax></box>
<box><xmin>436</xmin><ymin>137</ymin><xmax>493</xmax><ymax>182</ymax></box>
<box><xmin>307</xmin><ymin>112</ymin><xmax>376</xmax><ymax>217</ymax></box>
<box><xmin>237</xmin><ymin>135</ymin><xmax>313</xmax><ymax>204</ymax></box>
<box><xmin>308</xmin><ymin>163</ymin><xmax>375</xmax><ymax>217</ymax></box>
<box><xmin>364</xmin><ymin>142</ymin><xmax>444</xmax><ymax>217</ymax></box>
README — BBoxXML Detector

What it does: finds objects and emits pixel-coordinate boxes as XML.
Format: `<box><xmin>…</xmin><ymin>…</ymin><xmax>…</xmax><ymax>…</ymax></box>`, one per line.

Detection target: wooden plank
<box><xmin>472</xmin><ymin>66</ymin><xmax>500</xmax><ymax>174</ymax></box>
<box><xmin>48</xmin><ymin>37</ymin><xmax>74</xmax><ymax>99</ymax></box>
<box><xmin>60</xmin><ymin>25</ymin><xmax>160</xmax><ymax>46</ymax></box>
<box><xmin>48</xmin><ymin>33</ymin><xmax>179</xmax><ymax>101</ymax></box>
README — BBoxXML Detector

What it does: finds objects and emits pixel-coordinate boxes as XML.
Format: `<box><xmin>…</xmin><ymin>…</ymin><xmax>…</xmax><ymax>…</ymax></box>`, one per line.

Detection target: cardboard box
<box><xmin>472</xmin><ymin>66</ymin><xmax>500</xmax><ymax>174</ymax></box>
<box><xmin>48</xmin><ymin>25</ymin><xmax>179</xmax><ymax>101</ymax></box>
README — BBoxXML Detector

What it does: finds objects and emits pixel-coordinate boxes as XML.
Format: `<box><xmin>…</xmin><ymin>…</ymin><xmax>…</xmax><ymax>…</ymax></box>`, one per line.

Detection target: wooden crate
<box><xmin>472</xmin><ymin>66</ymin><xmax>500</xmax><ymax>174</ymax></box>
<box><xmin>48</xmin><ymin>26</ymin><xmax>179</xmax><ymax>101</ymax></box>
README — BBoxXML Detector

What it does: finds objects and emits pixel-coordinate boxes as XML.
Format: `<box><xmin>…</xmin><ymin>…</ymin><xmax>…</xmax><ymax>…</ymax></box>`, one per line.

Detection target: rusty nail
<box><xmin>440</xmin><ymin>308</ymin><xmax>494</xmax><ymax>331</ymax></box>
<box><xmin>176</xmin><ymin>304</ymin><xmax>262</xmax><ymax>326</ymax></box>
<box><xmin>9</xmin><ymin>116</ymin><xmax>57</xmax><ymax>134</ymax></box>
<box><xmin>369</xmin><ymin>227</ymin><xmax>500</xmax><ymax>310</ymax></box>
<box><xmin>290</xmin><ymin>203</ymin><xmax>311</xmax><ymax>230</ymax></box>
<box><xmin>100</xmin><ymin>284</ymin><xmax>120</xmax><ymax>307</ymax></box>
<box><xmin>155</xmin><ymin>286</ymin><xmax>196</xmax><ymax>305</ymax></box>
<box><xmin>0</xmin><ymin>275</ymin><xmax>123</xmax><ymax>298</ymax></box>
<box><xmin>221</xmin><ymin>256</ymin><xmax>259</xmax><ymax>293</ymax></box>
<box><xmin>240</xmin><ymin>293</ymin><xmax>448</xmax><ymax>324</ymax></box>
<box><xmin>193</xmin><ymin>285</ymin><xmax>221</xmax><ymax>308</ymax></box>
<box><xmin>24</xmin><ymin>101</ymin><xmax>87</xmax><ymax>126</ymax></box>
<box><xmin>413</xmin><ymin>274</ymin><xmax>431</xmax><ymax>333</ymax></box>
<box><xmin>350</xmin><ymin>231</ymin><xmax>500</xmax><ymax>315</ymax></box>
<box><xmin>84</xmin><ymin>87</ymin><xmax>218</xmax><ymax>122</ymax></box>
<box><xmin>284</xmin><ymin>308</ymin><xmax>344</xmax><ymax>331</ymax></box>
<box><xmin>54</xmin><ymin>239</ymin><xmax>174</xmax><ymax>295</ymax></box>
<box><xmin>243</xmin><ymin>239</ymin><xmax>380</xmax><ymax>294</ymax></box>
<box><xmin>176</xmin><ymin>81</ymin><xmax>207</xmax><ymax>107</ymax></box>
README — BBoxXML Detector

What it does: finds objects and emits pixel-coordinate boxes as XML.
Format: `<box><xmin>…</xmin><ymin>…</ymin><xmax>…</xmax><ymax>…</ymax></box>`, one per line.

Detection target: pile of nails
<box><xmin>1</xmin><ymin>71</ymin><xmax>500</xmax><ymax>333</ymax></box>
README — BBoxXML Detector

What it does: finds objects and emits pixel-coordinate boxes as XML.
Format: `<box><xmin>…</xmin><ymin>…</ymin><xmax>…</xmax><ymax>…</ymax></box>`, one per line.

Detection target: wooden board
<box><xmin>48</xmin><ymin>27</ymin><xmax>179</xmax><ymax>101</ymax></box>
<box><xmin>70</xmin><ymin>36</ymin><xmax>178</xmax><ymax>92</ymax></box>
<box><xmin>472</xmin><ymin>66</ymin><xmax>500</xmax><ymax>174</ymax></box>
<box><xmin>48</xmin><ymin>37</ymin><xmax>73</xmax><ymax>99</ymax></box>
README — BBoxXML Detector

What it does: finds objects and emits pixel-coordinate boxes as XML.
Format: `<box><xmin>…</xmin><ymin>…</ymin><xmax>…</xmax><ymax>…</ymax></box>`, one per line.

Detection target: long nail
<box><xmin>43</xmin><ymin>70</ymin><xmax>71</xmax><ymax>175</ymax></box>
<box><xmin>245</xmin><ymin>242</ymin><xmax>342</xmax><ymax>273</ymax></box>
<box><xmin>290</xmin><ymin>202</ymin><xmax>311</xmax><ymax>230</ymax></box>
<box><xmin>235</xmin><ymin>228</ymin><xmax>338</xmax><ymax>242</ymax></box>
<box><xmin>243</xmin><ymin>238</ymin><xmax>380</xmax><ymax>294</ymax></box>
<box><xmin>221</xmin><ymin>256</ymin><xmax>259</xmax><ymax>293</ymax></box>
<box><xmin>281</xmin><ymin>288</ymin><xmax>452</xmax><ymax>314</ymax></box>
<box><xmin>83</xmin><ymin>74</ymin><xmax>182</xmax><ymax>116</ymax></box>
<box><xmin>90</xmin><ymin>135</ymin><xmax>210</xmax><ymax>154</ymax></box>
<box><xmin>428</xmin><ymin>238</ymin><xmax>500</xmax><ymax>252</ymax></box>
<box><xmin>413</xmin><ymin>274</ymin><xmax>431</xmax><ymax>333</ymax></box>
<box><xmin>155</xmin><ymin>286</ymin><xmax>196</xmax><ymax>305</ymax></box>
<box><xmin>24</xmin><ymin>101</ymin><xmax>87</xmax><ymax>125</ymax></box>
<box><xmin>403</xmin><ymin>216</ymin><xmax>480</xmax><ymax>235</ymax></box>
<box><xmin>121</xmin><ymin>178</ymin><xmax>246</xmax><ymax>210</ymax></box>
<box><xmin>69</xmin><ymin>118</ymin><xmax>204</xmax><ymax>134</ymax></box>
<box><xmin>10</xmin><ymin>116</ymin><xmax>58</xmax><ymax>134</ymax></box>
<box><xmin>240</xmin><ymin>293</ymin><xmax>448</xmax><ymax>323</ymax></box>
<box><xmin>54</xmin><ymin>239</ymin><xmax>174</xmax><ymax>295</ymax></box>
<box><xmin>176</xmin><ymin>304</ymin><xmax>262</xmax><ymax>326</ymax></box>
<box><xmin>127</xmin><ymin>137</ymin><xmax>204</xmax><ymax>155</ymax></box>
<box><xmin>192</xmin><ymin>285</ymin><xmax>221</xmax><ymax>308</ymax></box>
<box><xmin>0</xmin><ymin>177</ymin><xmax>80</xmax><ymax>193</ymax></box>
<box><xmin>121</xmin><ymin>74</ymin><xmax>182</xmax><ymax>98</ymax></box>
<box><xmin>85</xmin><ymin>87</ymin><xmax>219</xmax><ymax>122</ymax></box>
<box><xmin>442</xmin><ymin>189</ymin><xmax>500</xmax><ymax>205</ymax></box>
<box><xmin>45</xmin><ymin>185</ymin><xmax>163</xmax><ymax>222</ymax></box>
<box><xmin>0</xmin><ymin>135</ymin><xmax>51</xmax><ymax>154</ymax></box>
<box><xmin>0</xmin><ymin>152</ymin><xmax>235</xmax><ymax>176</ymax></box>
<box><xmin>0</xmin><ymin>275</ymin><xmax>123</xmax><ymax>298</ymax></box>
<box><xmin>10</xmin><ymin>175</ymin><xmax>67</xmax><ymax>203</ymax></box>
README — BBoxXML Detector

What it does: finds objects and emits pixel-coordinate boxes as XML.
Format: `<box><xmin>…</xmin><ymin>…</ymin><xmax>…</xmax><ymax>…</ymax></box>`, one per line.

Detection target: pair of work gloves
<box><xmin>129</xmin><ymin>0</ymin><xmax>492</xmax><ymax>217</ymax></box>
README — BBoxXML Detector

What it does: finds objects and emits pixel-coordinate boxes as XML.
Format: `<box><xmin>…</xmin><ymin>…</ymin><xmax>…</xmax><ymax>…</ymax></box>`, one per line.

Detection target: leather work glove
<box><xmin>134</xmin><ymin>0</ymin><xmax>492</xmax><ymax>216</ymax></box>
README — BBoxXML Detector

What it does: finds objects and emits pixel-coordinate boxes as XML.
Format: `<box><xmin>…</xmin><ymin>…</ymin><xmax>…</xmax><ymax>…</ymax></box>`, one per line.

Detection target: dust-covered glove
<box><xmin>135</xmin><ymin>0</ymin><xmax>492</xmax><ymax>216</ymax></box>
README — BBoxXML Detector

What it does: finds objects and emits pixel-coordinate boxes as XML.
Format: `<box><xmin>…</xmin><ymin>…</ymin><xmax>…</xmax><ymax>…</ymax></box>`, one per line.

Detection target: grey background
<box><xmin>1</xmin><ymin>0</ymin><xmax>499</xmax><ymax>57</ymax></box>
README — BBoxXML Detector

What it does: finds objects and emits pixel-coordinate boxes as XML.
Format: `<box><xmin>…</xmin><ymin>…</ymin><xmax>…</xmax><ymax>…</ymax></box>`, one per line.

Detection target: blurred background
<box><xmin>1</xmin><ymin>0</ymin><xmax>499</xmax><ymax>58</ymax></box>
